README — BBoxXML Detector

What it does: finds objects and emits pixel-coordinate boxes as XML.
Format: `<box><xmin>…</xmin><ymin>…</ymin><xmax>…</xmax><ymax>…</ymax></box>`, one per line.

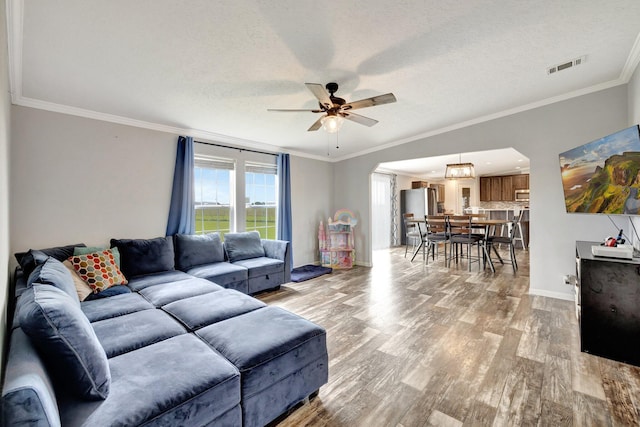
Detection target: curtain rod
<box><xmin>195</xmin><ymin>140</ymin><xmax>278</xmax><ymax>157</ymax></box>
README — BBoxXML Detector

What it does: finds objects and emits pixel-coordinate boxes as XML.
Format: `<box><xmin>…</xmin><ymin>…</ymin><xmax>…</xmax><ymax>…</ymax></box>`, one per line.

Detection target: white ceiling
<box><xmin>378</xmin><ymin>148</ymin><xmax>529</xmax><ymax>181</ymax></box>
<box><xmin>7</xmin><ymin>1</ymin><xmax>640</xmax><ymax>161</ymax></box>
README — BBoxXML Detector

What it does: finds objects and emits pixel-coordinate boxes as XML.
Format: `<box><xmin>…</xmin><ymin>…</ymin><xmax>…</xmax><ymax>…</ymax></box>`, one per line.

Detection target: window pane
<box><xmin>245</xmin><ymin>163</ymin><xmax>277</xmax><ymax>239</ymax></box>
<box><xmin>194</xmin><ymin>161</ymin><xmax>233</xmax><ymax>237</ymax></box>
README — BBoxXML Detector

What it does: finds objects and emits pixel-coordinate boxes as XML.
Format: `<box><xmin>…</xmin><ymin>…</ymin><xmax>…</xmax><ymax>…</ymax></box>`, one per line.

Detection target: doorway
<box><xmin>371</xmin><ymin>172</ymin><xmax>396</xmax><ymax>250</ymax></box>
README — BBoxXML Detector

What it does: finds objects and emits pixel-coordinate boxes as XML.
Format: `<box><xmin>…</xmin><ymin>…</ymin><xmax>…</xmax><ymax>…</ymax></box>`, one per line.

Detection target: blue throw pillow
<box><xmin>174</xmin><ymin>233</ymin><xmax>225</xmax><ymax>271</ymax></box>
<box><xmin>17</xmin><ymin>249</ymin><xmax>49</xmax><ymax>277</ymax></box>
<box><xmin>19</xmin><ymin>284</ymin><xmax>111</xmax><ymax>400</ymax></box>
<box><xmin>84</xmin><ymin>285</ymin><xmax>131</xmax><ymax>301</ymax></box>
<box><xmin>27</xmin><ymin>257</ymin><xmax>79</xmax><ymax>305</ymax></box>
<box><xmin>224</xmin><ymin>231</ymin><xmax>265</xmax><ymax>262</ymax></box>
<box><xmin>110</xmin><ymin>236</ymin><xmax>175</xmax><ymax>278</ymax></box>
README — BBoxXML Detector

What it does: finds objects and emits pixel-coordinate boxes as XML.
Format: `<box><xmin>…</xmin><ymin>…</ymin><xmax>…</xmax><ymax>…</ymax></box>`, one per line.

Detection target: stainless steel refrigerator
<box><xmin>400</xmin><ymin>188</ymin><xmax>437</xmax><ymax>244</ymax></box>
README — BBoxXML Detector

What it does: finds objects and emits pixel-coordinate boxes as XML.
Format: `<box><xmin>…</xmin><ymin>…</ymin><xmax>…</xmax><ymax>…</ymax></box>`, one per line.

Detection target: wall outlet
<box><xmin>563</xmin><ymin>274</ymin><xmax>575</xmax><ymax>286</ymax></box>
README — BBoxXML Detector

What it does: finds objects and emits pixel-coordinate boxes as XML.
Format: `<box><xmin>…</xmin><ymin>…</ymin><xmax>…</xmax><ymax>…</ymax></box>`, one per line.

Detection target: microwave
<box><xmin>515</xmin><ymin>189</ymin><xmax>530</xmax><ymax>201</ymax></box>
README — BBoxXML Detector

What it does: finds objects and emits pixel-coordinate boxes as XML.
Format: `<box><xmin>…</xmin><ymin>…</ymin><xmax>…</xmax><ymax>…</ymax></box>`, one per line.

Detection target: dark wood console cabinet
<box><xmin>576</xmin><ymin>241</ymin><xmax>640</xmax><ymax>366</ymax></box>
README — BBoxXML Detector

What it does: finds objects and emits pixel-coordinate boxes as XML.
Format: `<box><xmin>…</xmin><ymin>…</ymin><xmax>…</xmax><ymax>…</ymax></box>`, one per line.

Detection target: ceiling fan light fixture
<box><xmin>445</xmin><ymin>162</ymin><xmax>475</xmax><ymax>179</ymax></box>
<box><xmin>321</xmin><ymin>114</ymin><xmax>344</xmax><ymax>133</ymax></box>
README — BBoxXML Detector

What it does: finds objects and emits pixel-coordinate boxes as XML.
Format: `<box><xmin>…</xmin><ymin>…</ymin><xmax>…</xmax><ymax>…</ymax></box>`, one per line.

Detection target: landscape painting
<box><xmin>559</xmin><ymin>125</ymin><xmax>640</xmax><ymax>214</ymax></box>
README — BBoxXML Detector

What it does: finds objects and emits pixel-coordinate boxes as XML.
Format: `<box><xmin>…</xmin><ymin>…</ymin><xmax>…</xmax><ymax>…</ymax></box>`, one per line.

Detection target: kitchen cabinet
<box><xmin>480</xmin><ymin>174</ymin><xmax>529</xmax><ymax>202</ymax></box>
<box><xmin>501</xmin><ymin>176</ymin><xmax>513</xmax><ymax>201</ymax></box>
<box><xmin>513</xmin><ymin>174</ymin><xmax>529</xmax><ymax>190</ymax></box>
<box><xmin>490</xmin><ymin>177</ymin><xmax>502</xmax><ymax>201</ymax></box>
<box><xmin>480</xmin><ymin>177</ymin><xmax>491</xmax><ymax>202</ymax></box>
<box><xmin>411</xmin><ymin>181</ymin><xmax>429</xmax><ymax>189</ymax></box>
<box><xmin>575</xmin><ymin>241</ymin><xmax>640</xmax><ymax>366</ymax></box>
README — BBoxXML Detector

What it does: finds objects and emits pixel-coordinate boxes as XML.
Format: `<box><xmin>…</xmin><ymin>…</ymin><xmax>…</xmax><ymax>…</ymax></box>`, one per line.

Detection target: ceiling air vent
<box><xmin>547</xmin><ymin>56</ymin><xmax>586</xmax><ymax>75</ymax></box>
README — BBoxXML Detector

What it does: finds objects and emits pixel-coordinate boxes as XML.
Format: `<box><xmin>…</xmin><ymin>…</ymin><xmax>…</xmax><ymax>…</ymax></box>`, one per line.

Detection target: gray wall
<box><xmin>9</xmin><ymin>106</ymin><xmax>332</xmax><ymax>270</ymax></box>
<box><xmin>628</xmin><ymin>65</ymin><xmax>640</xmax><ymax>249</ymax></box>
<box><xmin>1</xmin><ymin>0</ymin><xmax>11</xmax><ymax>371</ymax></box>
<box><xmin>334</xmin><ymin>85</ymin><xmax>629</xmax><ymax>300</ymax></box>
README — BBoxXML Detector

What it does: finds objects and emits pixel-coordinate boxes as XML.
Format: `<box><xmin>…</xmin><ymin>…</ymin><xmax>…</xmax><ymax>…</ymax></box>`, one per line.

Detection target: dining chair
<box><xmin>448</xmin><ymin>215</ymin><xmax>483</xmax><ymax>271</ymax></box>
<box><xmin>403</xmin><ymin>213</ymin><xmax>421</xmax><ymax>258</ymax></box>
<box><xmin>512</xmin><ymin>209</ymin><xmax>526</xmax><ymax>250</ymax></box>
<box><xmin>499</xmin><ymin>209</ymin><xmax>526</xmax><ymax>250</ymax></box>
<box><xmin>486</xmin><ymin>217</ymin><xmax>518</xmax><ymax>272</ymax></box>
<box><xmin>424</xmin><ymin>215</ymin><xmax>450</xmax><ymax>264</ymax></box>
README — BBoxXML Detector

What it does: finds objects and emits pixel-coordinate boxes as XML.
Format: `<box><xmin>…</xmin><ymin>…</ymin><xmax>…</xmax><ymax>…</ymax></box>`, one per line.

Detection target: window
<box><xmin>245</xmin><ymin>162</ymin><xmax>277</xmax><ymax>239</ymax></box>
<box><xmin>194</xmin><ymin>157</ymin><xmax>234</xmax><ymax>236</ymax></box>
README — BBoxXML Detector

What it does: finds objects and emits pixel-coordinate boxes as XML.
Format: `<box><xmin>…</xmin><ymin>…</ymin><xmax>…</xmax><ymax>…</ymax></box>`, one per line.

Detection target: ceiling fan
<box><xmin>268</xmin><ymin>82</ymin><xmax>397</xmax><ymax>133</ymax></box>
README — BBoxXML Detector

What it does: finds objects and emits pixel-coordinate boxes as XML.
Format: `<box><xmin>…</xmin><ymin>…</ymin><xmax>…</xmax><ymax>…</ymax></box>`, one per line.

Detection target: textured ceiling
<box><xmin>8</xmin><ymin>0</ymin><xmax>640</xmax><ymax>163</ymax></box>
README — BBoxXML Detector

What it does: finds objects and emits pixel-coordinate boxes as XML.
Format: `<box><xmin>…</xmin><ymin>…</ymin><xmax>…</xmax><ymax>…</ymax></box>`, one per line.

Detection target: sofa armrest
<box><xmin>2</xmin><ymin>328</ymin><xmax>61</xmax><ymax>427</ymax></box>
<box><xmin>261</xmin><ymin>239</ymin><xmax>291</xmax><ymax>283</ymax></box>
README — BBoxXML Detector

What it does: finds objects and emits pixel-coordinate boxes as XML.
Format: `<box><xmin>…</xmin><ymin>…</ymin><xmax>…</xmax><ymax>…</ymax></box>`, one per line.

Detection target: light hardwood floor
<box><xmin>259</xmin><ymin>246</ymin><xmax>640</xmax><ymax>426</ymax></box>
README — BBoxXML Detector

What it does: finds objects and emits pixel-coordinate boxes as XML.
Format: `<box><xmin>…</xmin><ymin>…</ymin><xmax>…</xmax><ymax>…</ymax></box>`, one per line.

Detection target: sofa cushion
<box><xmin>15</xmin><ymin>243</ymin><xmax>86</xmax><ymax>265</ymax></box>
<box><xmin>224</xmin><ymin>231</ymin><xmax>265</xmax><ymax>262</ymax></box>
<box><xmin>162</xmin><ymin>289</ymin><xmax>266</xmax><ymax>330</ymax></box>
<box><xmin>84</xmin><ymin>285</ymin><xmax>131</xmax><ymax>301</ymax></box>
<box><xmin>92</xmin><ymin>309</ymin><xmax>186</xmax><ymax>358</ymax></box>
<box><xmin>174</xmin><ymin>232</ymin><xmax>225</xmax><ymax>271</ymax></box>
<box><xmin>58</xmin><ymin>334</ymin><xmax>241</xmax><ymax>427</ymax></box>
<box><xmin>139</xmin><ymin>277</ymin><xmax>225</xmax><ymax>307</ymax></box>
<box><xmin>68</xmin><ymin>249</ymin><xmax>128</xmax><ymax>293</ymax></box>
<box><xmin>27</xmin><ymin>257</ymin><xmax>79</xmax><ymax>305</ymax></box>
<box><xmin>110</xmin><ymin>236</ymin><xmax>175</xmax><ymax>278</ymax></box>
<box><xmin>196</xmin><ymin>306</ymin><xmax>328</xmax><ymax>426</ymax></box>
<box><xmin>81</xmin><ymin>293</ymin><xmax>154</xmax><ymax>323</ymax></box>
<box><xmin>186</xmin><ymin>261</ymin><xmax>248</xmax><ymax>286</ymax></box>
<box><xmin>126</xmin><ymin>270</ymin><xmax>193</xmax><ymax>292</ymax></box>
<box><xmin>232</xmin><ymin>256</ymin><xmax>284</xmax><ymax>278</ymax></box>
<box><xmin>19</xmin><ymin>284</ymin><xmax>110</xmax><ymax>400</ymax></box>
<box><xmin>74</xmin><ymin>245</ymin><xmax>121</xmax><ymax>268</ymax></box>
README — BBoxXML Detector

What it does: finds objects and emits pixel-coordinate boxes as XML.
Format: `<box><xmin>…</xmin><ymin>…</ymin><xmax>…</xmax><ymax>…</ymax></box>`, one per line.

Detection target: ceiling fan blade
<box><xmin>305</xmin><ymin>83</ymin><xmax>333</xmax><ymax>109</ymax></box>
<box><xmin>342</xmin><ymin>93</ymin><xmax>397</xmax><ymax>111</ymax></box>
<box><xmin>267</xmin><ymin>108</ymin><xmax>323</xmax><ymax>113</ymax></box>
<box><xmin>307</xmin><ymin>116</ymin><xmax>324</xmax><ymax>131</ymax></box>
<box><xmin>341</xmin><ymin>111</ymin><xmax>378</xmax><ymax>127</ymax></box>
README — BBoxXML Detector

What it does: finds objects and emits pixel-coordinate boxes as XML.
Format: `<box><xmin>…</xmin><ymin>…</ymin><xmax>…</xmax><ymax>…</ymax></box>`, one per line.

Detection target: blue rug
<box><xmin>291</xmin><ymin>265</ymin><xmax>332</xmax><ymax>282</ymax></box>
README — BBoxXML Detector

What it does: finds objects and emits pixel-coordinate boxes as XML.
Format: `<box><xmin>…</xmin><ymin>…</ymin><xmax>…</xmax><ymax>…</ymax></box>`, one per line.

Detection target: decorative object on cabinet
<box><xmin>320</xmin><ymin>210</ymin><xmax>357</xmax><ymax>269</ymax></box>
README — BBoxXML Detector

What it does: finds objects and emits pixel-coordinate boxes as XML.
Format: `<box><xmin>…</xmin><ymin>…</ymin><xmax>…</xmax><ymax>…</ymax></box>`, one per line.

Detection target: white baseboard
<box><xmin>528</xmin><ymin>287</ymin><xmax>573</xmax><ymax>301</ymax></box>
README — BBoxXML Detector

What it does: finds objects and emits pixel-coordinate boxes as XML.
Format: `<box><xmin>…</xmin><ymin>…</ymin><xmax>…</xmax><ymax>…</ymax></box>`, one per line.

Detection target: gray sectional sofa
<box><xmin>2</xmin><ymin>232</ymin><xmax>328</xmax><ymax>426</ymax></box>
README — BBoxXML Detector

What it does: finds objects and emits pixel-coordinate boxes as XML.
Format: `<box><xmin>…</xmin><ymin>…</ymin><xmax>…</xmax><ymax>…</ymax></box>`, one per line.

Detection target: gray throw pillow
<box><xmin>18</xmin><ymin>249</ymin><xmax>49</xmax><ymax>277</ymax></box>
<box><xmin>174</xmin><ymin>233</ymin><xmax>225</xmax><ymax>271</ymax></box>
<box><xmin>19</xmin><ymin>284</ymin><xmax>111</xmax><ymax>400</ymax></box>
<box><xmin>224</xmin><ymin>231</ymin><xmax>265</xmax><ymax>262</ymax></box>
<box><xmin>15</xmin><ymin>243</ymin><xmax>86</xmax><ymax>264</ymax></box>
<box><xmin>27</xmin><ymin>257</ymin><xmax>79</xmax><ymax>305</ymax></box>
<box><xmin>110</xmin><ymin>236</ymin><xmax>175</xmax><ymax>278</ymax></box>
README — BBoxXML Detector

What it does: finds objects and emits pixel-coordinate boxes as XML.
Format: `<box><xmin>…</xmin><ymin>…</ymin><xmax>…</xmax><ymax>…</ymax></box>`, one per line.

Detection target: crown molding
<box><xmin>7</xmin><ymin>0</ymin><xmax>23</xmax><ymax>103</ymax></box>
<box><xmin>620</xmin><ymin>31</ymin><xmax>640</xmax><ymax>82</ymax></box>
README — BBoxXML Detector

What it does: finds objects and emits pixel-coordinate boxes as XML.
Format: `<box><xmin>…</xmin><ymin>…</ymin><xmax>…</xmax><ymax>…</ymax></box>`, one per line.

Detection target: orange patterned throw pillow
<box><xmin>68</xmin><ymin>249</ymin><xmax>128</xmax><ymax>293</ymax></box>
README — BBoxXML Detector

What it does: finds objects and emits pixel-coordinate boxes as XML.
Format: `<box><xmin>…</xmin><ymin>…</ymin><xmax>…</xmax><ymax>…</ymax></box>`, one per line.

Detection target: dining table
<box><xmin>405</xmin><ymin>217</ymin><xmax>510</xmax><ymax>272</ymax></box>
